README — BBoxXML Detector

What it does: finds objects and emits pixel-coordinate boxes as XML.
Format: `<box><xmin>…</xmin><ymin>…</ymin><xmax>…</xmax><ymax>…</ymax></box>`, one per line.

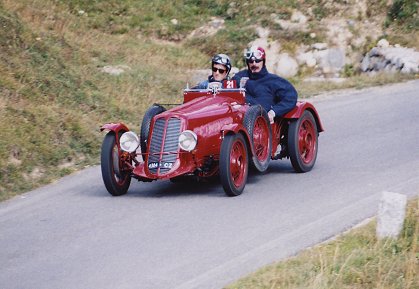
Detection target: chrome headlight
<box><xmin>178</xmin><ymin>130</ymin><xmax>197</xmax><ymax>152</ymax></box>
<box><xmin>120</xmin><ymin>131</ymin><xmax>140</xmax><ymax>153</ymax></box>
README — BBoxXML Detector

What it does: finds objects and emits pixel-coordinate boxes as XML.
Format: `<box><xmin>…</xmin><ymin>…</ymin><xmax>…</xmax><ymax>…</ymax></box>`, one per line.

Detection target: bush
<box><xmin>385</xmin><ymin>0</ymin><xmax>418</xmax><ymax>31</ymax></box>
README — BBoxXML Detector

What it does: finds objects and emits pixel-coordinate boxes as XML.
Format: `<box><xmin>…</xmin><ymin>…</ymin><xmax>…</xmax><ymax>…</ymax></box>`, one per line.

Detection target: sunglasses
<box><xmin>247</xmin><ymin>58</ymin><xmax>263</xmax><ymax>64</ymax></box>
<box><xmin>212</xmin><ymin>67</ymin><xmax>226</xmax><ymax>74</ymax></box>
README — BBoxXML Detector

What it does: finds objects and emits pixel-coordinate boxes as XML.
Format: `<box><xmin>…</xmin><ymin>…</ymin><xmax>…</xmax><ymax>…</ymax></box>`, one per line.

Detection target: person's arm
<box><xmin>231</xmin><ymin>73</ymin><xmax>241</xmax><ymax>83</ymax></box>
<box><xmin>245</xmin><ymin>94</ymin><xmax>258</xmax><ymax>106</ymax></box>
<box><xmin>271</xmin><ymin>79</ymin><xmax>298</xmax><ymax>117</ymax></box>
<box><xmin>231</xmin><ymin>70</ymin><xmax>250</xmax><ymax>87</ymax></box>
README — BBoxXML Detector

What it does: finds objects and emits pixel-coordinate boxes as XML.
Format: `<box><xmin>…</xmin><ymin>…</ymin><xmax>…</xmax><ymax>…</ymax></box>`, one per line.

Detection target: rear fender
<box><xmin>283</xmin><ymin>102</ymin><xmax>324</xmax><ymax>132</ymax></box>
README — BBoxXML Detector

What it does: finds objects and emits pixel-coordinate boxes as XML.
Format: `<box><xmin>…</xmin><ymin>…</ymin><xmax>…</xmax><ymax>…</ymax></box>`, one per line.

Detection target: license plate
<box><xmin>148</xmin><ymin>162</ymin><xmax>173</xmax><ymax>169</ymax></box>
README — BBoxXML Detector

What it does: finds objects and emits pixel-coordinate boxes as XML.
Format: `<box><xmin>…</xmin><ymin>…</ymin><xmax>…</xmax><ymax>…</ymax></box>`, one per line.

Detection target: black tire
<box><xmin>219</xmin><ymin>133</ymin><xmax>249</xmax><ymax>196</ymax></box>
<box><xmin>288</xmin><ymin>110</ymin><xmax>319</xmax><ymax>173</ymax></box>
<box><xmin>243</xmin><ymin>105</ymin><xmax>272</xmax><ymax>172</ymax></box>
<box><xmin>101</xmin><ymin>131</ymin><xmax>131</xmax><ymax>196</ymax></box>
<box><xmin>140</xmin><ymin>104</ymin><xmax>166</xmax><ymax>154</ymax></box>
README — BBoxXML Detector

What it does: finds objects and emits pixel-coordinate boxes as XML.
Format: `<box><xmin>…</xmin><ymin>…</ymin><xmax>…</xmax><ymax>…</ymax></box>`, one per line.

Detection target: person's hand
<box><xmin>239</xmin><ymin>77</ymin><xmax>249</xmax><ymax>88</ymax></box>
<box><xmin>268</xmin><ymin>110</ymin><xmax>275</xmax><ymax>124</ymax></box>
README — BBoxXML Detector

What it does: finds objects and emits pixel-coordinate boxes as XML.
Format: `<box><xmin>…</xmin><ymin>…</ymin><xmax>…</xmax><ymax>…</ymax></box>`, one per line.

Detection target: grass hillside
<box><xmin>1</xmin><ymin>0</ymin><xmax>417</xmax><ymax>200</ymax></box>
<box><xmin>0</xmin><ymin>0</ymin><xmax>204</xmax><ymax>200</ymax></box>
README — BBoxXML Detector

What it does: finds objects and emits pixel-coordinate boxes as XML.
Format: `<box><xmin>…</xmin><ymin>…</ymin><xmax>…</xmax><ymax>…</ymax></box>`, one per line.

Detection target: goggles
<box><xmin>244</xmin><ymin>49</ymin><xmax>264</xmax><ymax>60</ymax></box>
<box><xmin>212</xmin><ymin>55</ymin><xmax>230</xmax><ymax>65</ymax></box>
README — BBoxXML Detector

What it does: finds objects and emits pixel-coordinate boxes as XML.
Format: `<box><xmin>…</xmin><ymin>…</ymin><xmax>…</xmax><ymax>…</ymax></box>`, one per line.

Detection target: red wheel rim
<box><xmin>229</xmin><ymin>139</ymin><xmax>247</xmax><ymax>188</ymax></box>
<box><xmin>253</xmin><ymin>116</ymin><xmax>269</xmax><ymax>161</ymax></box>
<box><xmin>298</xmin><ymin>118</ymin><xmax>316</xmax><ymax>164</ymax></box>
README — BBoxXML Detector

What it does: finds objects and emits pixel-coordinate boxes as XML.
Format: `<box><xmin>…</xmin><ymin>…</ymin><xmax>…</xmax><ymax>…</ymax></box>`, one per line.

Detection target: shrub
<box><xmin>385</xmin><ymin>0</ymin><xmax>418</xmax><ymax>31</ymax></box>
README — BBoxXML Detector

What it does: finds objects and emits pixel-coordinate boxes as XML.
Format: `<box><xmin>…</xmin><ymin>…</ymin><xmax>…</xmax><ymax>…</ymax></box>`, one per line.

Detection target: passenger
<box><xmin>193</xmin><ymin>54</ymin><xmax>232</xmax><ymax>89</ymax></box>
<box><xmin>232</xmin><ymin>46</ymin><xmax>298</xmax><ymax>123</ymax></box>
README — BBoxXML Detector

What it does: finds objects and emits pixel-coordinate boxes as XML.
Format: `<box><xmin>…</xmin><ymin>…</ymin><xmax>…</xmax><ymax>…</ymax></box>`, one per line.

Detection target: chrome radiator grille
<box><xmin>147</xmin><ymin>117</ymin><xmax>182</xmax><ymax>175</ymax></box>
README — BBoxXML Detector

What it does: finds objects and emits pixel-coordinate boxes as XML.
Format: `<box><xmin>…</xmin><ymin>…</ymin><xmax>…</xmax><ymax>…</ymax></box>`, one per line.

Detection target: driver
<box><xmin>193</xmin><ymin>54</ymin><xmax>232</xmax><ymax>89</ymax></box>
<box><xmin>232</xmin><ymin>46</ymin><xmax>297</xmax><ymax>123</ymax></box>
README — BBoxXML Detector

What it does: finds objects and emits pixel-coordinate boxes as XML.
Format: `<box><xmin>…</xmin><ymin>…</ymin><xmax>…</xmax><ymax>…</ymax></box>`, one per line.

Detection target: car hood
<box><xmin>161</xmin><ymin>95</ymin><xmax>241</xmax><ymax>121</ymax></box>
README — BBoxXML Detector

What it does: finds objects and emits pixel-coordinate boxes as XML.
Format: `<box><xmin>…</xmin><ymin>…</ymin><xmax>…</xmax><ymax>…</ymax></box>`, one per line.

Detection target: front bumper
<box><xmin>132</xmin><ymin>151</ymin><xmax>197</xmax><ymax>180</ymax></box>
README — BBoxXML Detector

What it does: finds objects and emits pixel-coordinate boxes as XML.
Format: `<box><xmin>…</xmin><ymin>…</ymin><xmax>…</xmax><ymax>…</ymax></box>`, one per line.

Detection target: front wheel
<box><xmin>288</xmin><ymin>110</ymin><xmax>318</xmax><ymax>173</ymax></box>
<box><xmin>101</xmin><ymin>131</ymin><xmax>131</xmax><ymax>196</ymax></box>
<box><xmin>219</xmin><ymin>133</ymin><xmax>249</xmax><ymax>196</ymax></box>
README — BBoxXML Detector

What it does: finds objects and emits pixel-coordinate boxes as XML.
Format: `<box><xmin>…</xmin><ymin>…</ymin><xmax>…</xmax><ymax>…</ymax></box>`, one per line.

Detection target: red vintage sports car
<box><xmin>100</xmin><ymin>81</ymin><xmax>323</xmax><ymax>196</ymax></box>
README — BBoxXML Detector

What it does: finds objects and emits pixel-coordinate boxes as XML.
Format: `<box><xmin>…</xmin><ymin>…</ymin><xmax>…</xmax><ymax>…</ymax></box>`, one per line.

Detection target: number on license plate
<box><xmin>148</xmin><ymin>162</ymin><xmax>173</xmax><ymax>169</ymax></box>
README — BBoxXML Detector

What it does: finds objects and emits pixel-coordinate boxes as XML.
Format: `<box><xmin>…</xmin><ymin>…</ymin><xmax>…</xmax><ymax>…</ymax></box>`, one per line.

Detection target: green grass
<box><xmin>226</xmin><ymin>198</ymin><xmax>418</xmax><ymax>289</ymax></box>
<box><xmin>385</xmin><ymin>0</ymin><xmax>418</xmax><ymax>31</ymax></box>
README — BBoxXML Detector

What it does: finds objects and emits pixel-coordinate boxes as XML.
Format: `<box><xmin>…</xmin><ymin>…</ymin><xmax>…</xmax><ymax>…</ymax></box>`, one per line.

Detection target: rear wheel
<box><xmin>288</xmin><ymin>111</ymin><xmax>318</xmax><ymax>172</ymax></box>
<box><xmin>243</xmin><ymin>105</ymin><xmax>272</xmax><ymax>172</ymax></box>
<box><xmin>101</xmin><ymin>131</ymin><xmax>131</xmax><ymax>196</ymax></box>
<box><xmin>219</xmin><ymin>133</ymin><xmax>249</xmax><ymax>196</ymax></box>
<box><xmin>140</xmin><ymin>104</ymin><xmax>166</xmax><ymax>154</ymax></box>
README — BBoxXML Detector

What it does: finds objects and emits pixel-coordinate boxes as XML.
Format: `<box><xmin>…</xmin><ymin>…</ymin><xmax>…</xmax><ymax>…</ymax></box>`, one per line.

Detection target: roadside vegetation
<box><xmin>0</xmin><ymin>0</ymin><xmax>417</xmax><ymax>201</ymax></box>
<box><xmin>0</xmin><ymin>0</ymin><xmax>203</xmax><ymax>200</ymax></box>
<box><xmin>226</xmin><ymin>198</ymin><xmax>418</xmax><ymax>289</ymax></box>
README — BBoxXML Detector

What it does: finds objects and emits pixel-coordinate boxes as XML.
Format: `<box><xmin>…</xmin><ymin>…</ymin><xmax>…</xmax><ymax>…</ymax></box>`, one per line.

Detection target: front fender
<box><xmin>283</xmin><ymin>102</ymin><xmax>324</xmax><ymax>132</ymax></box>
<box><xmin>100</xmin><ymin>123</ymin><xmax>130</xmax><ymax>134</ymax></box>
<box><xmin>221</xmin><ymin>123</ymin><xmax>255</xmax><ymax>156</ymax></box>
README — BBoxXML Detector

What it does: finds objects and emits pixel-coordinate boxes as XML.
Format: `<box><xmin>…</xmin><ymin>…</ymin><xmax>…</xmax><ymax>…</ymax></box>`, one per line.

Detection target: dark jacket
<box><xmin>232</xmin><ymin>66</ymin><xmax>297</xmax><ymax>117</ymax></box>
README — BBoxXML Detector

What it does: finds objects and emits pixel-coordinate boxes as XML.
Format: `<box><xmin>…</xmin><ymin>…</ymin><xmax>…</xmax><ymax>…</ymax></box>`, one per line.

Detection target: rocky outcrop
<box><xmin>272</xmin><ymin>10</ymin><xmax>309</xmax><ymax>32</ymax></box>
<box><xmin>251</xmin><ymin>36</ymin><xmax>347</xmax><ymax>78</ymax></box>
<box><xmin>297</xmin><ymin>44</ymin><xmax>346</xmax><ymax>77</ymax></box>
<box><xmin>360</xmin><ymin>39</ymin><xmax>419</xmax><ymax>74</ymax></box>
<box><xmin>187</xmin><ymin>17</ymin><xmax>224</xmax><ymax>39</ymax></box>
<box><xmin>188</xmin><ymin>5</ymin><xmax>417</xmax><ymax>80</ymax></box>
<box><xmin>274</xmin><ymin>53</ymin><xmax>299</xmax><ymax>78</ymax></box>
<box><xmin>99</xmin><ymin>65</ymin><xmax>131</xmax><ymax>76</ymax></box>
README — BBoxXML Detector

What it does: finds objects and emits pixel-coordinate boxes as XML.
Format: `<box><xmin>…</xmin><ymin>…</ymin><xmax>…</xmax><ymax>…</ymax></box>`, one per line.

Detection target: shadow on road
<box><xmin>102</xmin><ymin>160</ymin><xmax>297</xmax><ymax>199</ymax></box>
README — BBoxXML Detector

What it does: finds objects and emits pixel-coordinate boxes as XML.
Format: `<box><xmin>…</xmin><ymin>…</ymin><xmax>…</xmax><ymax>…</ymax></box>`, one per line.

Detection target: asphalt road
<box><xmin>1</xmin><ymin>80</ymin><xmax>418</xmax><ymax>289</ymax></box>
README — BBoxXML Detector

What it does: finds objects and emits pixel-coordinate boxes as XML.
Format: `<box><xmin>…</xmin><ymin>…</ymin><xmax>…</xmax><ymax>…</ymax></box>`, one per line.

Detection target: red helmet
<box><xmin>244</xmin><ymin>46</ymin><xmax>266</xmax><ymax>61</ymax></box>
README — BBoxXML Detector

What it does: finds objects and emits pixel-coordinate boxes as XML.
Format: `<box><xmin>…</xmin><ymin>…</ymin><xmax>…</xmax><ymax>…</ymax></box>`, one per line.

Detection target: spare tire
<box><xmin>243</xmin><ymin>105</ymin><xmax>272</xmax><ymax>172</ymax></box>
<box><xmin>140</xmin><ymin>104</ymin><xmax>166</xmax><ymax>154</ymax></box>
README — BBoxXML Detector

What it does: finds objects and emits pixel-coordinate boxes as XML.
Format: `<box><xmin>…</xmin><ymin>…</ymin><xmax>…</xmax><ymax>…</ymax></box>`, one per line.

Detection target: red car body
<box><xmin>101</xmin><ymin>86</ymin><xmax>323</xmax><ymax>196</ymax></box>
